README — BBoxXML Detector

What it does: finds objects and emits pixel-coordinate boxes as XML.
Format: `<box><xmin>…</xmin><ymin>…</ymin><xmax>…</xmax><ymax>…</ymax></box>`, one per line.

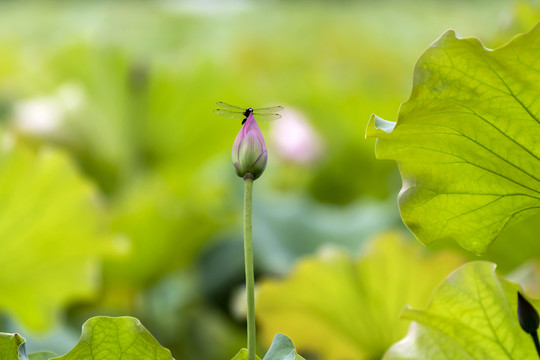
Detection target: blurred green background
<box><xmin>0</xmin><ymin>0</ymin><xmax>539</xmax><ymax>359</ymax></box>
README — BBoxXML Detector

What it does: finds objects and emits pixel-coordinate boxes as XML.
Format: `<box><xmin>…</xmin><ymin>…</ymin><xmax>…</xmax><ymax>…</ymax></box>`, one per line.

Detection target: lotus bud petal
<box><xmin>232</xmin><ymin>113</ymin><xmax>268</xmax><ymax>180</ymax></box>
<box><xmin>518</xmin><ymin>292</ymin><xmax>540</xmax><ymax>334</ymax></box>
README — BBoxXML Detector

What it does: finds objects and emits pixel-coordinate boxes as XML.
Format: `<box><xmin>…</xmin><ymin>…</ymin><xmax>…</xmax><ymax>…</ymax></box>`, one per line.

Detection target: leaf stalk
<box><xmin>532</xmin><ymin>332</ymin><xmax>540</xmax><ymax>359</ymax></box>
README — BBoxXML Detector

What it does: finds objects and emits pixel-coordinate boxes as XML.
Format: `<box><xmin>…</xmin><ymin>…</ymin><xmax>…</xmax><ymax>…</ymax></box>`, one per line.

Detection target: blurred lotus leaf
<box><xmin>384</xmin><ymin>262</ymin><xmax>540</xmax><ymax>359</ymax></box>
<box><xmin>481</xmin><ymin>211</ymin><xmax>540</xmax><ymax>273</ymax></box>
<box><xmin>506</xmin><ymin>260</ymin><xmax>540</xmax><ymax>299</ymax></box>
<box><xmin>491</xmin><ymin>0</ymin><xmax>540</xmax><ymax>46</ymax></box>
<box><xmin>30</xmin><ymin>352</ymin><xmax>57</xmax><ymax>360</ymax></box>
<box><xmin>256</xmin><ymin>232</ymin><xmax>464</xmax><ymax>360</ymax></box>
<box><xmin>253</xmin><ymin>195</ymin><xmax>401</xmax><ymax>275</ymax></box>
<box><xmin>136</xmin><ymin>269</ymin><xmax>246</xmax><ymax>360</ymax></box>
<box><xmin>103</xmin><ymin>161</ymin><xmax>235</xmax><ymax>296</ymax></box>
<box><xmin>0</xmin><ymin>136</ymin><xmax>104</xmax><ymax>330</ymax></box>
<box><xmin>366</xmin><ymin>24</ymin><xmax>540</xmax><ymax>254</ymax></box>
<box><xmin>51</xmin><ymin>317</ymin><xmax>173</xmax><ymax>360</ymax></box>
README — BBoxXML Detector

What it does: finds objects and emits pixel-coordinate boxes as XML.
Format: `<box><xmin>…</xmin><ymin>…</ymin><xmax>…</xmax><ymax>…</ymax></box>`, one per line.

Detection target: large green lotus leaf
<box><xmin>384</xmin><ymin>261</ymin><xmax>540</xmax><ymax>359</ymax></box>
<box><xmin>0</xmin><ymin>138</ymin><xmax>104</xmax><ymax>330</ymax></box>
<box><xmin>366</xmin><ymin>25</ymin><xmax>540</xmax><ymax>254</ymax></box>
<box><xmin>51</xmin><ymin>317</ymin><xmax>173</xmax><ymax>360</ymax></box>
<box><xmin>256</xmin><ymin>232</ymin><xmax>464</xmax><ymax>360</ymax></box>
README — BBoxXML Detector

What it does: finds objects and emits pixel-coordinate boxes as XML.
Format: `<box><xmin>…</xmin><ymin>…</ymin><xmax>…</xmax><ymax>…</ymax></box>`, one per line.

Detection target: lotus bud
<box><xmin>518</xmin><ymin>292</ymin><xmax>539</xmax><ymax>334</ymax></box>
<box><xmin>232</xmin><ymin>112</ymin><xmax>267</xmax><ymax>180</ymax></box>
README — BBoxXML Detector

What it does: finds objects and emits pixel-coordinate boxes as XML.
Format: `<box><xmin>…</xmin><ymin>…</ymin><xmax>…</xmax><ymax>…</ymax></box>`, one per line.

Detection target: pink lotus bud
<box><xmin>232</xmin><ymin>112</ymin><xmax>267</xmax><ymax>180</ymax></box>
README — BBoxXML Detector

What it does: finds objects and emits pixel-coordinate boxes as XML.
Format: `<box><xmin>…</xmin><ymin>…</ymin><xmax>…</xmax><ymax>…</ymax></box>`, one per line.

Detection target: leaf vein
<box><xmin>401</xmin><ymin>145</ymin><xmax>540</xmax><ymax>196</ymax></box>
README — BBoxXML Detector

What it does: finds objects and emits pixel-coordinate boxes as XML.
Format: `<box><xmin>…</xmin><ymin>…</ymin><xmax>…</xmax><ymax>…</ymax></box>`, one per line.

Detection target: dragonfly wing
<box><xmin>214</xmin><ymin>109</ymin><xmax>245</xmax><ymax>120</ymax></box>
<box><xmin>253</xmin><ymin>105</ymin><xmax>284</xmax><ymax>113</ymax></box>
<box><xmin>215</xmin><ymin>102</ymin><xmax>246</xmax><ymax>111</ymax></box>
<box><xmin>252</xmin><ymin>113</ymin><xmax>282</xmax><ymax>122</ymax></box>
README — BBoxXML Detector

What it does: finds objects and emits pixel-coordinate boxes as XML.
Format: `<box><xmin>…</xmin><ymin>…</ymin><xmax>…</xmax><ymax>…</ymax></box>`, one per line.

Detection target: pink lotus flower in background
<box><xmin>232</xmin><ymin>112</ymin><xmax>268</xmax><ymax>180</ymax></box>
<box><xmin>270</xmin><ymin>109</ymin><xmax>323</xmax><ymax>165</ymax></box>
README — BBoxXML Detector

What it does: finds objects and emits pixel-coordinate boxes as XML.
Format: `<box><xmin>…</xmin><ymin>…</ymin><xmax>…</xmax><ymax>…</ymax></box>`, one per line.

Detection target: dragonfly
<box><xmin>214</xmin><ymin>102</ymin><xmax>284</xmax><ymax>125</ymax></box>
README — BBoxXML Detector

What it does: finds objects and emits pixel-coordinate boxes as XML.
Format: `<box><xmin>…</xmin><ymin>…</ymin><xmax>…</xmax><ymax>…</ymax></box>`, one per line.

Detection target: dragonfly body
<box><xmin>214</xmin><ymin>102</ymin><xmax>283</xmax><ymax>125</ymax></box>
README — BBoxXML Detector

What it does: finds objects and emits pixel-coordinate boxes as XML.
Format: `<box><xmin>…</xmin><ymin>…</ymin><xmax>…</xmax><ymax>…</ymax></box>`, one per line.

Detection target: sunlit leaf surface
<box><xmin>256</xmin><ymin>233</ymin><xmax>464</xmax><ymax>360</ymax></box>
<box><xmin>366</xmin><ymin>25</ymin><xmax>540</xmax><ymax>254</ymax></box>
<box><xmin>29</xmin><ymin>352</ymin><xmax>56</xmax><ymax>360</ymax></box>
<box><xmin>385</xmin><ymin>262</ymin><xmax>540</xmax><ymax>359</ymax></box>
<box><xmin>51</xmin><ymin>317</ymin><xmax>173</xmax><ymax>360</ymax></box>
<box><xmin>0</xmin><ymin>138</ymin><xmax>104</xmax><ymax>330</ymax></box>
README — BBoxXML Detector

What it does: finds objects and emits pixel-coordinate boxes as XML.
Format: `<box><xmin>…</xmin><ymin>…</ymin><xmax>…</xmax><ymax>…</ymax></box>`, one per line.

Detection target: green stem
<box><xmin>243</xmin><ymin>176</ymin><xmax>256</xmax><ymax>360</ymax></box>
<box><xmin>532</xmin><ymin>332</ymin><xmax>540</xmax><ymax>359</ymax></box>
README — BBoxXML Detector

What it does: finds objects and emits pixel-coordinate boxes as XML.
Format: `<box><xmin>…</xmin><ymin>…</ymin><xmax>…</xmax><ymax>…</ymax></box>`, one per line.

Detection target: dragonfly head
<box><xmin>242</xmin><ymin>108</ymin><xmax>254</xmax><ymax>125</ymax></box>
<box><xmin>243</xmin><ymin>108</ymin><xmax>254</xmax><ymax>117</ymax></box>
